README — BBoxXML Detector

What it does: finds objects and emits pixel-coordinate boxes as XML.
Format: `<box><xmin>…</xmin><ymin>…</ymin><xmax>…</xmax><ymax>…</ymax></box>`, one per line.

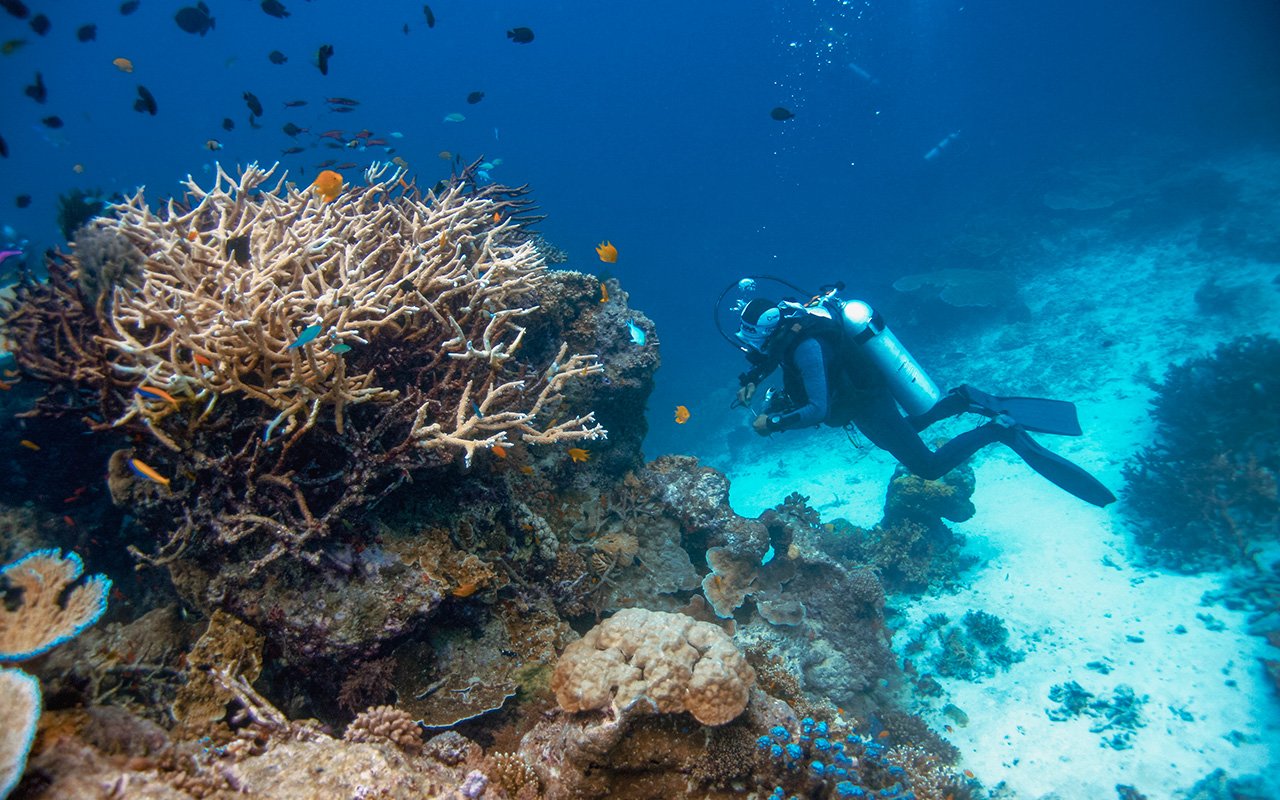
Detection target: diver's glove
<box><xmin>734</xmin><ymin>381</ymin><xmax>757</xmax><ymax>408</ymax></box>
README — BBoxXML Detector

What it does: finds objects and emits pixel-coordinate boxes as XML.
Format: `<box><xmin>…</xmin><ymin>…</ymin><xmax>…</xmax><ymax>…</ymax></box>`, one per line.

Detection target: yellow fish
<box><xmin>518</xmin><ymin>465</ymin><xmax>534</xmax><ymax>475</ymax></box>
<box><xmin>674</xmin><ymin>405</ymin><xmax>690</xmax><ymax>424</ymax></box>
<box><xmin>112</xmin><ymin>57</ymin><xmax>134</xmax><ymax>73</ymax></box>
<box><xmin>600</xmin><ymin>283</ymin><xmax>609</xmax><ymax>304</ymax></box>
<box><xmin>567</xmin><ymin>447</ymin><xmax>590</xmax><ymax>463</ymax></box>
<box><xmin>128</xmin><ymin>457</ymin><xmax>171</xmax><ymax>487</ymax></box>
<box><xmin>595</xmin><ymin>241</ymin><xmax>618</xmax><ymax>263</ymax></box>
<box><xmin>19</xmin><ymin>439</ymin><xmax>40</xmax><ymax>451</ymax></box>
<box><xmin>311</xmin><ymin>169</ymin><xmax>343</xmax><ymax>202</ymax></box>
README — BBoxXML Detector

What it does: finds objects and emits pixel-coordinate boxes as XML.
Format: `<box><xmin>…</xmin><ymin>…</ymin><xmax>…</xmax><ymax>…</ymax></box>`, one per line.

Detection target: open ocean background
<box><xmin>2</xmin><ymin>0</ymin><xmax>1278</xmax><ymax>457</ymax></box>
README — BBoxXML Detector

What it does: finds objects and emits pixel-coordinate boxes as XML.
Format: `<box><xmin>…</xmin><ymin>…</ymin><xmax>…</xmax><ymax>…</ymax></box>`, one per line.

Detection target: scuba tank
<box><xmin>835</xmin><ymin>298</ymin><xmax>941</xmax><ymax>416</ymax></box>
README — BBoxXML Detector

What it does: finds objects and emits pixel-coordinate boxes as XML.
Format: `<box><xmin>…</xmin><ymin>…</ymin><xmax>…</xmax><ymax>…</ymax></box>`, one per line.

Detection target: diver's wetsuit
<box><xmin>771</xmin><ymin>337</ymin><xmax>1004</xmax><ymax>480</ymax></box>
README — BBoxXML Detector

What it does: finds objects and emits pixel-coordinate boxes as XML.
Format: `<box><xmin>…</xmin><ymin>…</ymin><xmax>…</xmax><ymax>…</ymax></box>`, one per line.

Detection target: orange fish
<box><xmin>19</xmin><ymin>439</ymin><xmax>40</xmax><ymax>451</ymax></box>
<box><xmin>492</xmin><ymin>445</ymin><xmax>508</xmax><ymax>459</ymax></box>
<box><xmin>674</xmin><ymin>405</ymin><xmax>690</xmax><ymax>424</ymax></box>
<box><xmin>451</xmin><ymin>582</ymin><xmax>479</xmax><ymax>598</ymax></box>
<box><xmin>128</xmin><ymin>457</ymin><xmax>170</xmax><ymax>487</ymax></box>
<box><xmin>600</xmin><ymin>283</ymin><xmax>609</xmax><ymax>303</ymax></box>
<box><xmin>492</xmin><ymin>211</ymin><xmax>501</xmax><ymax>223</ymax></box>
<box><xmin>518</xmin><ymin>465</ymin><xmax>534</xmax><ymax>475</ymax></box>
<box><xmin>193</xmin><ymin>353</ymin><xmax>213</xmax><ymax>367</ymax></box>
<box><xmin>311</xmin><ymin>169</ymin><xmax>343</xmax><ymax>202</ymax></box>
<box><xmin>112</xmin><ymin>57</ymin><xmax>133</xmax><ymax>73</ymax></box>
<box><xmin>0</xmin><ymin>380</ymin><xmax>10</xmax><ymax>391</ymax></box>
<box><xmin>595</xmin><ymin>241</ymin><xmax>618</xmax><ymax>263</ymax></box>
<box><xmin>186</xmin><ymin>230</ymin><xmax>198</xmax><ymax>241</ymax></box>
<box><xmin>963</xmin><ymin>770</ymin><xmax>974</xmax><ymax>779</ymax></box>
<box><xmin>568</xmin><ymin>447</ymin><xmax>590</xmax><ymax>463</ymax></box>
<box><xmin>135</xmin><ymin>385</ymin><xmax>179</xmax><ymax>407</ymax></box>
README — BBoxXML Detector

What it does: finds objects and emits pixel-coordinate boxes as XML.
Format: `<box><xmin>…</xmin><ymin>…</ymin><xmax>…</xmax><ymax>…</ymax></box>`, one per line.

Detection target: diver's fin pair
<box><xmin>997</xmin><ymin>422</ymin><xmax>1116</xmax><ymax>507</ymax></box>
<box><xmin>960</xmin><ymin>384</ymin><xmax>1083</xmax><ymax>437</ymax></box>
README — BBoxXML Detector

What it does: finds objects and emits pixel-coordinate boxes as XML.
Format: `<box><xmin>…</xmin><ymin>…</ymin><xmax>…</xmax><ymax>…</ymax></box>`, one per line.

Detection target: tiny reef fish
<box><xmin>626</xmin><ymin>320</ymin><xmax>646</xmax><ymax>346</ymax></box>
<box><xmin>135</xmin><ymin>385</ymin><xmax>179</xmax><ymax>407</ymax></box>
<box><xmin>595</xmin><ymin>241</ymin><xmax>618</xmax><ymax>263</ymax></box>
<box><xmin>286</xmin><ymin>323</ymin><xmax>323</xmax><ymax>349</ymax></box>
<box><xmin>674</xmin><ymin>405</ymin><xmax>690</xmax><ymax>424</ymax></box>
<box><xmin>113</xmin><ymin>57</ymin><xmax>133</xmax><ymax>72</ymax></box>
<box><xmin>568</xmin><ymin>447</ymin><xmax>589</xmax><ymax>463</ymax></box>
<box><xmin>19</xmin><ymin>439</ymin><xmax>40</xmax><ymax>451</ymax></box>
<box><xmin>311</xmin><ymin>169</ymin><xmax>342</xmax><ymax>201</ymax></box>
<box><xmin>128</xmin><ymin>457</ymin><xmax>171</xmax><ymax>487</ymax></box>
<box><xmin>506</xmin><ymin>26</ymin><xmax>534</xmax><ymax>44</ymax></box>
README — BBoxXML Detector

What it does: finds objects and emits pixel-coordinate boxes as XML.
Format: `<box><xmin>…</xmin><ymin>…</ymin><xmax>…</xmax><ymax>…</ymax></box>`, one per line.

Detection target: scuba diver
<box><xmin>722</xmin><ymin>278</ymin><xmax>1115</xmax><ymax>507</ymax></box>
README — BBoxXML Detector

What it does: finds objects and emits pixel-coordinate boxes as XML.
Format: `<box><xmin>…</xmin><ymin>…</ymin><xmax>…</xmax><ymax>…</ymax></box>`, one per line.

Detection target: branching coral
<box><xmin>343</xmin><ymin>705</ymin><xmax>424</xmax><ymax>753</ymax></box>
<box><xmin>4</xmin><ymin>162</ymin><xmax>606</xmax><ymax>570</ymax></box>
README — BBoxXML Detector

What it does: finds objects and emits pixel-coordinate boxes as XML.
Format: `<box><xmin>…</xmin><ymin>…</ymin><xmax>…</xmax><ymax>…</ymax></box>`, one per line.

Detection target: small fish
<box><xmin>0</xmin><ymin>0</ymin><xmax>27</xmax><ymax>19</ymax></box>
<box><xmin>311</xmin><ymin>169</ymin><xmax>342</xmax><ymax>201</ymax></box>
<box><xmin>192</xmin><ymin>353</ymin><xmax>213</xmax><ymax>366</ymax></box>
<box><xmin>186</xmin><ymin>230</ymin><xmax>198</xmax><ymax>241</ymax></box>
<box><xmin>354</xmin><ymin>128</ymin><xmax>372</xmax><ymax>138</ymax></box>
<box><xmin>260</xmin><ymin>0</ymin><xmax>289</xmax><ymax>19</ymax></box>
<box><xmin>120</xmin><ymin>1</ymin><xmax>140</xmax><ymax>15</ymax></box>
<box><xmin>567</xmin><ymin>447</ymin><xmax>590</xmax><ymax>463</ymax></box>
<box><xmin>471</xmin><ymin>401</ymin><xmax>484</xmax><ymax>419</ymax></box>
<box><xmin>595</xmin><ymin>240</ymin><xmax>618</xmax><ymax>263</ymax></box>
<box><xmin>23</xmin><ymin>71</ymin><xmax>46</xmax><ymax>103</ymax></box>
<box><xmin>28</xmin><ymin>13</ymin><xmax>48</xmax><ymax>35</ymax></box>
<box><xmin>492</xmin><ymin>211</ymin><xmax>501</xmax><ymax>223</ymax></box>
<box><xmin>19</xmin><ymin>439</ymin><xmax>39</xmax><ymax>451</ymax></box>
<box><xmin>284</xmin><ymin>99</ymin><xmax>308</xmax><ymax>108</ymax></box>
<box><xmin>466</xmin><ymin>91</ymin><xmax>484</xmax><ymax>104</ymax></box>
<box><xmin>423</xmin><ymin>4</ymin><xmax>434</xmax><ymax>27</ymax></box>
<box><xmin>286</xmin><ymin>323</ymin><xmax>322</xmax><ymax>349</ymax></box>
<box><xmin>437</xmin><ymin>150</ymin><xmax>452</xmax><ymax>160</ymax></box>
<box><xmin>326</xmin><ymin>97</ymin><xmax>359</xmax><ymax>106</ymax></box>
<box><xmin>600</xmin><ymin>284</ymin><xmax>609</xmax><ymax>303</ymax></box>
<box><xmin>72</xmin><ymin>163</ymin><xmax>84</xmax><ymax>173</ymax></box>
<box><xmin>330</xmin><ymin>106</ymin><xmax>354</xmax><ymax>113</ymax></box>
<box><xmin>402</xmin><ymin>22</ymin><xmax>408</xmax><ymax>35</ymax></box>
<box><xmin>674</xmin><ymin>405</ymin><xmax>690</xmax><ymax>424</ymax></box>
<box><xmin>491</xmin><ymin>445</ymin><xmax>507</xmax><ymax>459</ymax></box>
<box><xmin>134</xmin><ymin>85</ymin><xmax>157</xmax><ymax>115</ymax></box>
<box><xmin>0</xmin><ymin>135</ymin><xmax>6</xmax><ymax>157</ymax></box>
<box><xmin>389</xmin><ymin>131</ymin><xmax>404</xmax><ymax>138</ymax></box>
<box><xmin>128</xmin><ymin>457</ymin><xmax>171</xmax><ymax>487</ymax></box>
<box><xmin>518</xmin><ymin>465</ymin><xmax>534</xmax><ymax>475</ymax></box>
<box><xmin>316</xmin><ymin>43</ymin><xmax>334</xmax><ymax>75</ymax></box>
<box><xmin>112</xmin><ymin>57</ymin><xmax>134</xmax><ymax>72</ymax></box>
<box><xmin>225</xmin><ymin>233</ymin><xmax>250</xmax><ymax>265</ymax></box>
<box><xmin>243</xmin><ymin>91</ymin><xmax>263</xmax><ymax>116</ymax></box>
<box><xmin>334</xmin><ymin>161</ymin><xmax>356</xmax><ymax>169</ymax></box>
<box><xmin>281</xmin><ymin>146</ymin><xmax>304</xmax><ymax>155</ymax></box>
<box><xmin>330</xmin><ymin>343</ymin><xmax>351</xmax><ymax>354</ymax></box>
<box><xmin>15</xmin><ymin>194</ymin><xmax>30</xmax><ymax>208</ymax></box>
<box><xmin>41</xmin><ymin>115</ymin><xmax>63</xmax><ymax>128</ymax></box>
<box><xmin>318</xmin><ymin>129</ymin><xmax>344</xmax><ymax>140</ymax></box>
<box><xmin>221</xmin><ymin>117</ymin><xmax>234</xmax><ymax>131</ymax></box>
<box><xmin>770</xmin><ymin>106</ymin><xmax>795</xmax><ymax>121</ymax></box>
<box><xmin>268</xmin><ymin>50</ymin><xmax>287</xmax><ymax>65</ymax></box>
<box><xmin>76</xmin><ymin>24</ymin><xmax>97</xmax><ymax>42</ymax></box>
<box><xmin>626</xmin><ymin>320</ymin><xmax>646</xmax><ymax>346</ymax></box>
<box><xmin>174</xmin><ymin>2</ymin><xmax>214</xmax><ymax>36</ymax></box>
<box><xmin>205</xmin><ymin>139</ymin><xmax>222</xmax><ymax>150</ymax></box>
<box><xmin>135</xmin><ymin>385</ymin><xmax>179</xmax><ymax>407</ymax></box>
<box><xmin>506</xmin><ymin>26</ymin><xmax>534</xmax><ymax>44</ymax></box>
<box><xmin>443</xmin><ymin>112</ymin><xmax>465</xmax><ymax>123</ymax></box>
<box><xmin>282</xmin><ymin>122</ymin><xmax>306</xmax><ymax>137</ymax></box>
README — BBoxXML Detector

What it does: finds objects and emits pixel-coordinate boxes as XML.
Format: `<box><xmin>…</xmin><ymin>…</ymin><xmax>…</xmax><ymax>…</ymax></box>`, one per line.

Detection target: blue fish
<box><xmin>331</xmin><ymin>343</ymin><xmax>352</xmax><ymax>354</ymax></box>
<box><xmin>286</xmin><ymin>324</ymin><xmax>323</xmax><ymax>349</ymax></box>
<box><xmin>626</xmin><ymin>320</ymin><xmax>646</xmax><ymax>346</ymax></box>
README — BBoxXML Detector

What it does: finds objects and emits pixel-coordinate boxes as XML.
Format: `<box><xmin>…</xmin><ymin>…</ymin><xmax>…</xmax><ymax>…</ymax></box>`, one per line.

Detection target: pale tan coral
<box><xmin>0</xmin><ymin>549</ymin><xmax>111</xmax><ymax>661</ymax></box>
<box><xmin>550</xmin><ymin>608</ymin><xmax>754</xmax><ymax>726</ymax></box>
<box><xmin>344</xmin><ymin>705</ymin><xmax>424</xmax><ymax>753</ymax></box>
<box><xmin>98</xmin><ymin>162</ymin><xmax>604</xmax><ymax>460</ymax></box>
<box><xmin>484</xmin><ymin>751</ymin><xmax>541</xmax><ymax>799</ymax></box>
<box><xmin>171</xmin><ymin>611</ymin><xmax>263</xmax><ymax>727</ymax></box>
<box><xmin>701</xmin><ymin>546</ymin><xmax>758</xmax><ymax>619</ymax></box>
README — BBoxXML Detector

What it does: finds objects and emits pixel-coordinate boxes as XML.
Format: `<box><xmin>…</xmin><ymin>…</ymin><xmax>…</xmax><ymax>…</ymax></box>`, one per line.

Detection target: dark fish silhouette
<box><xmin>222</xmin><ymin>117</ymin><xmax>234</xmax><ymax>131</ymax></box>
<box><xmin>466</xmin><ymin>91</ymin><xmax>484</xmax><ymax>105</ymax></box>
<box><xmin>76</xmin><ymin>24</ymin><xmax>97</xmax><ymax>42</ymax></box>
<box><xmin>326</xmin><ymin>97</ymin><xmax>358</xmax><ymax>106</ymax></box>
<box><xmin>225</xmin><ymin>234</ymin><xmax>250</xmax><ymax>266</ymax></box>
<box><xmin>316</xmin><ymin>43</ymin><xmax>333</xmax><ymax>75</ymax></box>
<box><xmin>423</xmin><ymin>4</ymin><xmax>434</xmax><ymax>27</ymax></box>
<box><xmin>28</xmin><ymin>13</ymin><xmax>48</xmax><ymax>35</ymax></box>
<box><xmin>120</xmin><ymin>1</ymin><xmax>140</xmax><ymax>15</ymax></box>
<box><xmin>283</xmin><ymin>99</ymin><xmax>307</xmax><ymax>107</ymax></box>
<box><xmin>268</xmin><ymin>50</ymin><xmax>287</xmax><ymax>64</ymax></box>
<box><xmin>243</xmin><ymin>91</ymin><xmax>263</xmax><ymax>116</ymax></box>
<box><xmin>134</xmin><ymin>85</ymin><xmax>157</xmax><ymax>115</ymax></box>
<box><xmin>506</xmin><ymin>27</ymin><xmax>533</xmax><ymax>44</ymax></box>
<box><xmin>281</xmin><ymin>146</ymin><xmax>304</xmax><ymax>154</ymax></box>
<box><xmin>261</xmin><ymin>0</ymin><xmax>289</xmax><ymax>18</ymax></box>
<box><xmin>15</xmin><ymin>194</ymin><xmax>30</xmax><ymax>208</ymax></box>
<box><xmin>329</xmin><ymin>106</ymin><xmax>354</xmax><ymax>114</ymax></box>
<box><xmin>174</xmin><ymin>2</ymin><xmax>214</xmax><ymax>36</ymax></box>
<box><xmin>23</xmin><ymin>71</ymin><xmax>45</xmax><ymax>104</ymax></box>
<box><xmin>0</xmin><ymin>0</ymin><xmax>28</xmax><ymax>20</ymax></box>
<box><xmin>402</xmin><ymin>23</ymin><xmax>408</xmax><ymax>35</ymax></box>
<box><xmin>0</xmin><ymin>135</ymin><xmax>7</xmax><ymax>157</ymax></box>
<box><xmin>41</xmin><ymin>115</ymin><xmax>63</xmax><ymax>128</ymax></box>
<box><xmin>282</xmin><ymin>122</ymin><xmax>305</xmax><ymax>137</ymax></box>
<box><xmin>770</xmin><ymin>106</ymin><xmax>794</xmax><ymax>121</ymax></box>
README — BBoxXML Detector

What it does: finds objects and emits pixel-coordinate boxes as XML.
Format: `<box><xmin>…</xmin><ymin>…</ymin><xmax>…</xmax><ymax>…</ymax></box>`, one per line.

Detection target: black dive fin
<box><xmin>1004</xmin><ymin>428</ymin><xmax>1116</xmax><ymax>507</ymax></box>
<box><xmin>961</xmin><ymin>384</ymin><xmax>1083</xmax><ymax>437</ymax></box>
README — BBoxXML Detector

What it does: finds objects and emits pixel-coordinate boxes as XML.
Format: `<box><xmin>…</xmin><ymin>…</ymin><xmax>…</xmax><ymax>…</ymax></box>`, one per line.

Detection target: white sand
<box><xmin>717</xmin><ymin>149</ymin><xmax>1280</xmax><ymax>797</ymax></box>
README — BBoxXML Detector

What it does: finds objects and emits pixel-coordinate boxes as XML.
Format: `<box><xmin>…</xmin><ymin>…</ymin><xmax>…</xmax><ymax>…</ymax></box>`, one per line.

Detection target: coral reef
<box><xmin>343</xmin><ymin>705</ymin><xmax>424</xmax><ymax>753</ymax></box>
<box><xmin>551</xmin><ymin>608</ymin><xmax>755</xmax><ymax>726</ymax></box>
<box><xmin>1123</xmin><ymin>334</ymin><xmax>1280</xmax><ymax>569</ymax></box>
<box><xmin>903</xmin><ymin>610</ymin><xmax>1024</xmax><ymax>682</ymax></box>
<box><xmin>1046</xmin><ymin>680</ymin><xmax>1147</xmax><ymax>750</ymax></box>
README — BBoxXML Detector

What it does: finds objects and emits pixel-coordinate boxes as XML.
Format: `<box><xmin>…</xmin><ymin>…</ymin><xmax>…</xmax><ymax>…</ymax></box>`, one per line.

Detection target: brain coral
<box><xmin>550</xmin><ymin>608</ymin><xmax>755</xmax><ymax>726</ymax></box>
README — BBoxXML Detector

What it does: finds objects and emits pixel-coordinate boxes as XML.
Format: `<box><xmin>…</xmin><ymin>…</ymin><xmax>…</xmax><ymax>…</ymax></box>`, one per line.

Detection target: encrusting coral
<box><xmin>4</xmin><ymin>161</ymin><xmax>606</xmax><ymax>570</ymax></box>
<box><xmin>551</xmin><ymin>607</ymin><xmax>755</xmax><ymax>726</ymax></box>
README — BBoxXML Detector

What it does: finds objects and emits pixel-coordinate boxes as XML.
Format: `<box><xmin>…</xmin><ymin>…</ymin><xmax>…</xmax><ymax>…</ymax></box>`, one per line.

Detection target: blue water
<box><xmin>1</xmin><ymin>0</ymin><xmax>1277</xmax><ymax>458</ymax></box>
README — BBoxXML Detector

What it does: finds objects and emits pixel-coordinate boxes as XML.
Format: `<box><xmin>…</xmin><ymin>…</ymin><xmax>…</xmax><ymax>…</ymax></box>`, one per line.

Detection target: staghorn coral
<box><xmin>4</xmin><ymin>162</ymin><xmax>605</xmax><ymax>572</ymax></box>
<box><xmin>343</xmin><ymin>705</ymin><xmax>424</xmax><ymax>753</ymax></box>
<box><xmin>551</xmin><ymin>607</ymin><xmax>755</xmax><ymax>726</ymax></box>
